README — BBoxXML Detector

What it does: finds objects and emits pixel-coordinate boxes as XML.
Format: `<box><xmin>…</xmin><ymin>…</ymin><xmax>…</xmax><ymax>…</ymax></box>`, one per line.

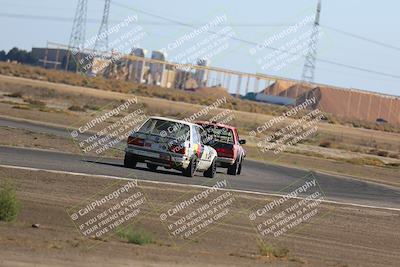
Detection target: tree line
<box><xmin>0</xmin><ymin>47</ymin><xmax>38</xmax><ymax>64</ymax></box>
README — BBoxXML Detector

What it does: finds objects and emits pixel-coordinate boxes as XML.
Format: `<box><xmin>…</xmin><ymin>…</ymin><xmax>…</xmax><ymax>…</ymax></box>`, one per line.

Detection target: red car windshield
<box><xmin>201</xmin><ymin>124</ymin><xmax>234</xmax><ymax>144</ymax></box>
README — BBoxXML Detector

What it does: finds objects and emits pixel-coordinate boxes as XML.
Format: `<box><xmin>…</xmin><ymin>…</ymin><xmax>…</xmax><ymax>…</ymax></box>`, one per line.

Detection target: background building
<box><xmin>127</xmin><ymin>48</ymin><xmax>147</xmax><ymax>83</ymax></box>
<box><xmin>149</xmin><ymin>51</ymin><xmax>166</xmax><ymax>86</ymax></box>
<box><xmin>194</xmin><ymin>59</ymin><xmax>210</xmax><ymax>87</ymax></box>
<box><xmin>31</xmin><ymin>47</ymin><xmax>68</xmax><ymax>69</ymax></box>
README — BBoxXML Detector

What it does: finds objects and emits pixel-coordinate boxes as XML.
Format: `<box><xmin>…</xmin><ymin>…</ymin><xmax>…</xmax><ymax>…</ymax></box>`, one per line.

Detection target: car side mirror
<box><xmin>239</xmin><ymin>139</ymin><xmax>246</xmax><ymax>145</ymax></box>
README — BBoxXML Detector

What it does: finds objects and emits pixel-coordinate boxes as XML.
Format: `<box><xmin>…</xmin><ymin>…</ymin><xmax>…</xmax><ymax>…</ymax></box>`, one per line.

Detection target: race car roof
<box><xmin>195</xmin><ymin>120</ymin><xmax>236</xmax><ymax>130</ymax></box>
<box><xmin>150</xmin><ymin>116</ymin><xmax>198</xmax><ymax>128</ymax></box>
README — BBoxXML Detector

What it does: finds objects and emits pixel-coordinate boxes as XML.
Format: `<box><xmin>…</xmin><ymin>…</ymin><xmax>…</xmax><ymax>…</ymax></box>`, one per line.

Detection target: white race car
<box><xmin>124</xmin><ymin>116</ymin><xmax>218</xmax><ymax>178</ymax></box>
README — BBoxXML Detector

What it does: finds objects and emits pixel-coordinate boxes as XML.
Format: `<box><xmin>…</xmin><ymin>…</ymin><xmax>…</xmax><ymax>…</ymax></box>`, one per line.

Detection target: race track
<box><xmin>1</xmin><ymin>116</ymin><xmax>399</xmax><ymax>209</ymax></box>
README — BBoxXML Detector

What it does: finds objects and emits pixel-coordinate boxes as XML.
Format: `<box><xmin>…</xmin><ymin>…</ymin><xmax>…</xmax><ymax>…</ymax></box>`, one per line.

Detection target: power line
<box><xmin>1</xmin><ymin>8</ymin><xmax>400</xmax><ymax>80</ymax></box>
<box><xmin>0</xmin><ymin>13</ymin><xmax>85</xmax><ymax>22</ymax></box>
<box><xmin>110</xmin><ymin>1</ymin><xmax>400</xmax><ymax>80</ymax></box>
<box><xmin>321</xmin><ymin>24</ymin><xmax>400</xmax><ymax>52</ymax></box>
<box><xmin>0</xmin><ymin>12</ymin><xmax>292</xmax><ymax>27</ymax></box>
<box><xmin>315</xmin><ymin>58</ymin><xmax>400</xmax><ymax>79</ymax></box>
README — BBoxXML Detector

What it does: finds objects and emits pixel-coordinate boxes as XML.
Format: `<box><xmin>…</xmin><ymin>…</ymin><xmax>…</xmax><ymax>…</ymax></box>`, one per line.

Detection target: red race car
<box><xmin>195</xmin><ymin>121</ymin><xmax>246</xmax><ymax>175</ymax></box>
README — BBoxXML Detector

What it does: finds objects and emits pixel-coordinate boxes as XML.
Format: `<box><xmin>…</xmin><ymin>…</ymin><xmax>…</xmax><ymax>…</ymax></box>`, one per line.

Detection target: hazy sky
<box><xmin>0</xmin><ymin>0</ymin><xmax>399</xmax><ymax>96</ymax></box>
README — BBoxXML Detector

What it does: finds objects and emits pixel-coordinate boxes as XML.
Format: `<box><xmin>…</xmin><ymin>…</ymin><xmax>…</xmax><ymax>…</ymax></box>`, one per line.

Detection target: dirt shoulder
<box><xmin>1</xmin><ymin>167</ymin><xmax>399</xmax><ymax>266</ymax></box>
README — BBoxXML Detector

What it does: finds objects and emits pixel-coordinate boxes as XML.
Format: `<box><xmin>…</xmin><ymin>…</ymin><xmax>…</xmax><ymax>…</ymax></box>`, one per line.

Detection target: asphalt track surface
<box><xmin>1</xmin><ymin>116</ymin><xmax>400</xmax><ymax>209</ymax></box>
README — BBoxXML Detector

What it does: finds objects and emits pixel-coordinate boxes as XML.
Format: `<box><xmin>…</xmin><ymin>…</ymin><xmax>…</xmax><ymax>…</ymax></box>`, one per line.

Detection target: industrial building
<box><xmin>31</xmin><ymin>47</ymin><xmax>69</xmax><ymax>69</ymax></box>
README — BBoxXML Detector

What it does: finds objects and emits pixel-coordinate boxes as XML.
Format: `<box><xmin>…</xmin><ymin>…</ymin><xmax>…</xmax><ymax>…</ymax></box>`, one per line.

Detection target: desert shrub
<box><xmin>5</xmin><ymin>92</ymin><xmax>23</xmax><ymax>98</ymax></box>
<box><xmin>345</xmin><ymin>157</ymin><xmax>385</xmax><ymax>167</ymax></box>
<box><xmin>319</xmin><ymin>140</ymin><xmax>332</xmax><ymax>148</ymax></box>
<box><xmin>377</xmin><ymin>150</ymin><xmax>389</xmax><ymax>157</ymax></box>
<box><xmin>0</xmin><ymin>180</ymin><xmax>21</xmax><ymax>222</ymax></box>
<box><xmin>386</xmin><ymin>162</ymin><xmax>400</xmax><ymax>167</ymax></box>
<box><xmin>12</xmin><ymin>104</ymin><xmax>30</xmax><ymax>110</ymax></box>
<box><xmin>257</xmin><ymin>238</ymin><xmax>289</xmax><ymax>258</ymax></box>
<box><xmin>68</xmin><ymin>105</ymin><xmax>86</xmax><ymax>112</ymax></box>
<box><xmin>116</xmin><ymin>227</ymin><xmax>154</xmax><ymax>245</ymax></box>
<box><xmin>24</xmin><ymin>98</ymin><xmax>45</xmax><ymax>107</ymax></box>
<box><xmin>83</xmin><ymin>104</ymin><xmax>101</xmax><ymax>111</ymax></box>
<box><xmin>369</xmin><ymin>149</ymin><xmax>390</xmax><ymax>157</ymax></box>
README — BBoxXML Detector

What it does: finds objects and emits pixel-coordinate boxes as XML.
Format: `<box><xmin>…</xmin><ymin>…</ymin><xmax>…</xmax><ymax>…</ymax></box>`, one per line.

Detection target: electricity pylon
<box><xmin>302</xmin><ymin>0</ymin><xmax>321</xmax><ymax>83</ymax></box>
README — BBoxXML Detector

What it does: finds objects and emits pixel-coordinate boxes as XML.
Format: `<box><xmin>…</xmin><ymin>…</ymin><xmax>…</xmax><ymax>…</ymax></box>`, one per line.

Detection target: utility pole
<box><xmin>302</xmin><ymin>0</ymin><xmax>321</xmax><ymax>83</ymax></box>
<box><xmin>65</xmin><ymin>0</ymin><xmax>88</xmax><ymax>71</ymax></box>
<box><xmin>93</xmin><ymin>0</ymin><xmax>111</xmax><ymax>52</ymax></box>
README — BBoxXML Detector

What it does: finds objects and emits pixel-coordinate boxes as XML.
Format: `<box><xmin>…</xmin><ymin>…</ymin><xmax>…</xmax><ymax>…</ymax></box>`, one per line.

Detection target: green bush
<box><xmin>116</xmin><ymin>227</ymin><xmax>154</xmax><ymax>245</ymax></box>
<box><xmin>83</xmin><ymin>104</ymin><xmax>101</xmax><ymax>111</ymax></box>
<box><xmin>0</xmin><ymin>180</ymin><xmax>21</xmax><ymax>222</ymax></box>
<box><xmin>256</xmin><ymin>238</ymin><xmax>289</xmax><ymax>258</ymax></box>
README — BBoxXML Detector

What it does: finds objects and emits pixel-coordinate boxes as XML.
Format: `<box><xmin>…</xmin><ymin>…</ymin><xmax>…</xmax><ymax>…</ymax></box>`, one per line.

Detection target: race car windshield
<box><xmin>139</xmin><ymin>118</ymin><xmax>190</xmax><ymax>140</ymax></box>
<box><xmin>202</xmin><ymin>125</ymin><xmax>234</xmax><ymax>144</ymax></box>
